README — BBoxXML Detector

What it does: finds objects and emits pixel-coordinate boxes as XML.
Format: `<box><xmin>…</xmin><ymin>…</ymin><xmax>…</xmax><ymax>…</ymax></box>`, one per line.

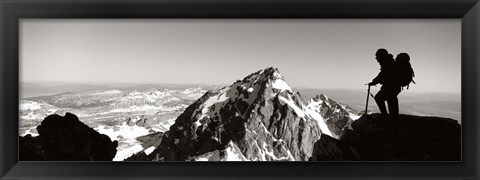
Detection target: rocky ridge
<box><xmin>310</xmin><ymin>114</ymin><xmax>461</xmax><ymax>161</ymax></box>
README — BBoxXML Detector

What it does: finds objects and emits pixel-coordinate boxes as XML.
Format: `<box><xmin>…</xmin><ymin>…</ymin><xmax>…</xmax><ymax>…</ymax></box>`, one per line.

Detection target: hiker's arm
<box><xmin>370</xmin><ymin>71</ymin><xmax>384</xmax><ymax>85</ymax></box>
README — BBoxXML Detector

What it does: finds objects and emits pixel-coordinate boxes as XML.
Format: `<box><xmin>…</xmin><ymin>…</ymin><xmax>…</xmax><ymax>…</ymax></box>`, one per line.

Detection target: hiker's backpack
<box><xmin>395</xmin><ymin>53</ymin><xmax>415</xmax><ymax>89</ymax></box>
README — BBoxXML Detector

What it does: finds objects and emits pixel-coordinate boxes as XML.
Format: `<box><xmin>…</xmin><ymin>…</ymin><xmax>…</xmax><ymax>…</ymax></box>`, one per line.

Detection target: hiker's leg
<box><xmin>387</xmin><ymin>87</ymin><xmax>401</xmax><ymax>135</ymax></box>
<box><xmin>375</xmin><ymin>89</ymin><xmax>388</xmax><ymax>115</ymax></box>
<box><xmin>387</xmin><ymin>96</ymin><xmax>399</xmax><ymax>134</ymax></box>
<box><xmin>387</xmin><ymin>87</ymin><xmax>401</xmax><ymax>119</ymax></box>
<box><xmin>387</xmin><ymin>96</ymin><xmax>398</xmax><ymax>118</ymax></box>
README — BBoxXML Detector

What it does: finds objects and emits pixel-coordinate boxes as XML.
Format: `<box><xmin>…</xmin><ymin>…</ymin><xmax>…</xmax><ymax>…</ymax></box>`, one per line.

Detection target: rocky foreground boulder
<box><xmin>19</xmin><ymin>112</ymin><xmax>118</xmax><ymax>161</ymax></box>
<box><xmin>310</xmin><ymin>114</ymin><xmax>461</xmax><ymax>161</ymax></box>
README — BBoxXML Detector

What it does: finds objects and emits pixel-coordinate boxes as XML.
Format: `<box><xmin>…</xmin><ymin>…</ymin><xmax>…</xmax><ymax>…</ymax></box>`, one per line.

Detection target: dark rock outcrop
<box><xmin>152</xmin><ymin>67</ymin><xmax>332</xmax><ymax>161</ymax></box>
<box><xmin>126</xmin><ymin>117</ymin><xmax>136</xmax><ymax>126</ymax></box>
<box><xmin>310</xmin><ymin>114</ymin><xmax>461</xmax><ymax>161</ymax></box>
<box><xmin>136</xmin><ymin>132</ymin><xmax>165</xmax><ymax>149</ymax></box>
<box><xmin>125</xmin><ymin>115</ymin><xmax>162</xmax><ymax>128</ymax></box>
<box><xmin>19</xmin><ymin>134</ymin><xmax>45</xmax><ymax>160</ymax></box>
<box><xmin>124</xmin><ymin>151</ymin><xmax>149</xmax><ymax>161</ymax></box>
<box><xmin>123</xmin><ymin>132</ymin><xmax>165</xmax><ymax>161</ymax></box>
<box><xmin>310</xmin><ymin>134</ymin><xmax>362</xmax><ymax>161</ymax></box>
<box><xmin>19</xmin><ymin>112</ymin><xmax>118</xmax><ymax>161</ymax></box>
<box><xmin>135</xmin><ymin>116</ymin><xmax>161</xmax><ymax>127</ymax></box>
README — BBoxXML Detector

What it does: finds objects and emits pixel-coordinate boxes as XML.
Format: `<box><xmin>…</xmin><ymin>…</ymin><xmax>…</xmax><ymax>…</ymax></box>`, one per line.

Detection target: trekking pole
<box><xmin>364</xmin><ymin>84</ymin><xmax>371</xmax><ymax>115</ymax></box>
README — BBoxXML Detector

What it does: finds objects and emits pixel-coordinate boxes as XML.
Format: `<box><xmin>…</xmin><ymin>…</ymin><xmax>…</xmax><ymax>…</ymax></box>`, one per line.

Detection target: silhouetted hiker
<box><xmin>368</xmin><ymin>49</ymin><xmax>401</xmax><ymax>121</ymax></box>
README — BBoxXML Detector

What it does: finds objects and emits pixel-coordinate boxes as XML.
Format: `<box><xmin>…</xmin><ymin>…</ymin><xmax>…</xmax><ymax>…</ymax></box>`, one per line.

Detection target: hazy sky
<box><xmin>21</xmin><ymin>19</ymin><xmax>461</xmax><ymax>93</ymax></box>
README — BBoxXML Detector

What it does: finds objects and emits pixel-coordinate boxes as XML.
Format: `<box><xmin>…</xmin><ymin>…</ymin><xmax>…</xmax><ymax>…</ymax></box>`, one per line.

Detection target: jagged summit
<box><xmin>241</xmin><ymin>67</ymin><xmax>283</xmax><ymax>81</ymax></box>
<box><xmin>235</xmin><ymin>67</ymin><xmax>290</xmax><ymax>93</ymax></box>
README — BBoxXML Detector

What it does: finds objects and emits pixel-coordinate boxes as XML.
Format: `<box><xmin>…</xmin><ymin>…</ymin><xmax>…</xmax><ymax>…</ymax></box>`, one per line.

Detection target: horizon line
<box><xmin>21</xmin><ymin>81</ymin><xmax>461</xmax><ymax>95</ymax></box>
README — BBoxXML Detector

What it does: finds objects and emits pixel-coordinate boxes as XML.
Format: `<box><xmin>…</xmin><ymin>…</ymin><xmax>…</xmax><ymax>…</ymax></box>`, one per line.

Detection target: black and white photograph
<box><xmin>18</xmin><ymin>19</ymin><xmax>461</xmax><ymax>161</ymax></box>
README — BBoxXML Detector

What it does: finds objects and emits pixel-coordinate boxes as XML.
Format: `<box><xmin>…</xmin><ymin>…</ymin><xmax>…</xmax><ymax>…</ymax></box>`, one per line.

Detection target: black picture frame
<box><xmin>1</xmin><ymin>0</ymin><xmax>479</xmax><ymax>179</ymax></box>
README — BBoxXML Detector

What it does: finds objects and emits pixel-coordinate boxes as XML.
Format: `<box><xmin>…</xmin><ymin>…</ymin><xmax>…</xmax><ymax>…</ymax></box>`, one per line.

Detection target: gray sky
<box><xmin>21</xmin><ymin>19</ymin><xmax>461</xmax><ymax>94</ymax></box>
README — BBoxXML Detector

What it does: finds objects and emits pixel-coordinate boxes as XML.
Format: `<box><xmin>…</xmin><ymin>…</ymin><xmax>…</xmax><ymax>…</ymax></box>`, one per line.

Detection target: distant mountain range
<box><xmin>21</xmin><ymin>82</ymin><xmax>221</xmax><ymax>98</ymax></box>
<box><xmin>23</xmin><ymin>80</ymin><xmax>461</xmax><ymax>122</ymax></box>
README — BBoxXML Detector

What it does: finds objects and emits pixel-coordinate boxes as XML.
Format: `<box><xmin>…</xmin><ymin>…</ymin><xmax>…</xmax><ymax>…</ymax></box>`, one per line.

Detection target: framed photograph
<box><xmin>1</xmin><ymin>0</ymin><xmax>479</xmax><ymax>179</ymax></box>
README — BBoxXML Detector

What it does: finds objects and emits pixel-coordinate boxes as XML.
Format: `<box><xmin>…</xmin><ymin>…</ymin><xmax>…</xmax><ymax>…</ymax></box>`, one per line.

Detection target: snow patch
<box><xmin>307</xmin><ymin>99</ymin><xmax>323</xmax><ymax>112</ymax></box>
<box><xmin>196</xmin><ymin>157</ymin><xmax>209</xmax><ymax>161</ymax></box>
<box><xmin>349</xmin><ymin>113</ymin><xmax>361</xmax><ymax>121</ymax></box>
<box><xmin>20</xmin><ymin>127</ymin><xmax>39</xmax><ymax>137</ymax></box>
<box><xmin>305</xmin><ymin>108</ymin><xmax>333</xmax><ymax>137</ymax></box>
<box><xmin>261</xmin><ymin>142</ymin><xmax>293</xmax><ymax>161</ymax></box>
<box><xmin>193</xmin><ymin>151</ymin><xmax>217</xmax><ymax>161</ymax></box>
<box><xmin>20</xmin><ymin>111</ymin><xmax>47</xmax><ymax>120</ymax></box>
<box><xmin>278</xmin><ymin>96</ymin><xmax>305</xmax><ymax>117</ymax></box>
<box><xmin>95</xmin><ymin>122</ymin><xmax>151</xmax><ymax>141</ymax></box>
<box><xmin>273</xmin><ymin>71</ymin><xmax>283</xmax><ymax>79</ymax></box>
<box><xmin>196</xmin><ymin>87</ymin><xmax>231</xmax><ymax>123</ymax></box>
<box><xmin>150</xmin><ymin>118</ymin><xmax>176</xmax><ymax>132</ymax></box>
<box><xmin>144</xmin><ymin>146</ymin><xmax>155</xmax><ymax>155</ymax></box>
<box><xmin>90</xmin><ymin>89</ymin><xmax>122</xmax><ymax>95</ymax></box>
<box><xmin>272</xmin><ymin>79</ymin><xmax>292</xmax><ymax>92</ymax></box>
<box><xmin>95</xmin><ymin>122</ymin><xmax>152</xmax><ymax>161</ymax></box>
<box><xmin>19</xmin><ymin>101</ymin><xmax>41</xmax><ymax>111</ymax></box>
<box><xmin>195</xmin><ymin>119</ymin><xmax>203</xmax><ymax>127</ymax></box>
<box><xmin>224</xmin><ymin>141</ymin><xmax>247</xmax><ymax>161</ymax></box>
<box><xmin>108</xmin><ymin>105</ymin><xmax>161</xmax><ymax>113</ymax></box>
<box><xmin>114</xmin><ymin>140</ymin><xmax>144</xmax><ymax>161</ymax></box>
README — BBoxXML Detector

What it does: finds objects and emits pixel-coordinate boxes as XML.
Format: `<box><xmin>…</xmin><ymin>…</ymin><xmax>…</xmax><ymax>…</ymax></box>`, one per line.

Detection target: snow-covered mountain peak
<box><xmin>154</xmin><ymin>67</ymin><xmax>338</xmax><ymax>161</ymax></box>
